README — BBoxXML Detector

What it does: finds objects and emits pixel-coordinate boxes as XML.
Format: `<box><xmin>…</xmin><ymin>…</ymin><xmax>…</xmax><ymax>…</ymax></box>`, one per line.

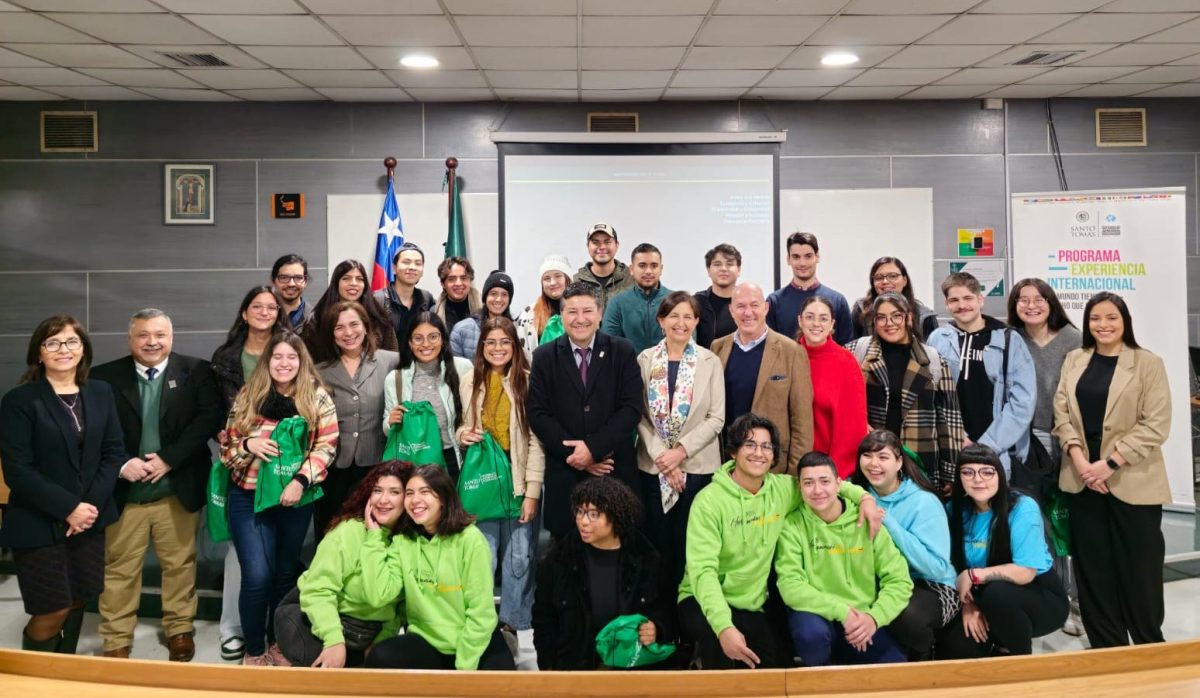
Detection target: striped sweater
<box><xmin>219</xmin><ymin>386</ymin><xmax>339</xmax><ymax>491</ymax></box>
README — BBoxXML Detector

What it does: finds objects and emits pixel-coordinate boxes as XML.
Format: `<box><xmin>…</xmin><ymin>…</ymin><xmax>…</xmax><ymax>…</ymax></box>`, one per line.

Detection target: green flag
<box><xmin>443</xmin><ymin>167</ymin><xmax>466</xmax><ymax>258</ymax></box>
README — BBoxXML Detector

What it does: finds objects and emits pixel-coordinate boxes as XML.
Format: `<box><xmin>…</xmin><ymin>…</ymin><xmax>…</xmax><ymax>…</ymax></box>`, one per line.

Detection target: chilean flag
<box><xmin>372</xmin><ymin>177</ymin><xmax>403</xmax><ymax>292</ymax></box>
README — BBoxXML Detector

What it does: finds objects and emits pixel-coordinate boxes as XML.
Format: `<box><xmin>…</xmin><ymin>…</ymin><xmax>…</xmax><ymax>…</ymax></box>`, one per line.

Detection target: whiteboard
<box><xmin>780</xmin><ymin>188</ymin><xmax>935</xmax><ymax>308</ymax></box>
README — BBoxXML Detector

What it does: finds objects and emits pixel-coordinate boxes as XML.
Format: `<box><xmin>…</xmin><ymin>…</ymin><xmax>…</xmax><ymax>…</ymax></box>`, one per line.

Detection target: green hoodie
<box><xmin>678</xmin><ymin>460</ymin><xmax>869</xmax><ymax>635</ymax></box>
<box><xmin>297</xmin><ymin>519</ymin><xmax>405</xmax><ymax>649</ymax></box>
<box><xmin>775</xmin><ymin>495</ymin><xmax>913</xmax><ymax>627</ymax></box>
<box><xmin>362</xmin><ymin>523</ymin><xmax>497</xmax><ymax>670</ymax></box>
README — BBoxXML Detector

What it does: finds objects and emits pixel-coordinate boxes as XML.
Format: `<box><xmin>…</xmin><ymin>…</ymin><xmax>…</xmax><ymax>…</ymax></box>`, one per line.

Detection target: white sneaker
<box><xmin>1062</xmin><ymin>600</ymin><xmax>1085</xmax><ymax>637</ymax></box>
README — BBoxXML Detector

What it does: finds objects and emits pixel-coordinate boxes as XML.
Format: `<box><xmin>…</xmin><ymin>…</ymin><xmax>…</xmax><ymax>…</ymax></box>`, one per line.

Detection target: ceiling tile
<box><xmin>76</xmin><ymin>68</ymin><xmax>202</xmax><ymax>87</ymax></box>
<box><xmin>323</xmin><ymin>15</ymin><xmax>461</xmax><ymax>46</ymax></box>
<box><xmin>1033</xmin><ymin>13</ymin><xmax>1197</xmax><ymax>43</ymax></box>
<box><xmin>314</xmin><ymin>87</ymin><xmax>414</xmax><ymax>100</ymax></box>
<box><xmin>821</xmin><ymin>85</ymin><xmax>913</xmax><ymax>99</ymax></box>
<box><xmin>282</xmin><ymin>69</ymin><xmax>393</xmax><ymax>87</ymax></box>
<box><xmin>848</xmin><ymin>68</ymin><xmax>958</xmax><ymax>86</ymax></box>
<box><xmin>457</xmin><ymin>16</ymin><xmax>576</xmax><ymax>46</ymax></box>
<box><xmin>664</xmin><ymin>87</ymin><xmax>749</xmax><ymax>99</ymax></box>
<box><xmin>671</xmin><ymin>69</ymin><xmax>768</xmax><ymax>87</ymax></box>
<box><xmin>697</xmin><ymin>16</ymin><xmax>827</xmax><ymax>46</ymax></box>
<box><xmin>900</xmin><ymin>85</ymin><xmax>994</xmax><ymax>99</ymax></box>
<box><xmin>937</xmin><ymin>66</ymin><xmax>1051</xmax><ymax>84</ymax></box>
<box><xmin>1073</xmin><ymin>43</ymin><xmax>1200</xmax><ymax>65</ymax></box>
<box><xmin>0</xmin><ymin>46</ymin><xmax>53</xmax><ymax>67</ymax></box>
<box><xmin>1020</xmin><ymin>66</ymin><xmax>1141</xmax><ymax>83</ymax></box>
<box><xmin>880</xmin><ymin>45</ymin><xmax>1009</xmax><ymax>68</ymax></box>
<box><xmin>0</xmin><ymin>66</ymin><xmax>105</xmax><ymax>85</ymax></box>
<box><xmin>17</xmin><ymin>0</ymin><xmax>161</xmax><ymax>10</ymax></box>
<box><xmin>919</xmin><ymin>14</ymin><xmax>1077</xmax><ymax>44</ymax></box>
<box><xmin>586</xmin><ymin>17</ymin><xmax>704</xmax><ymax>46</ymax></box>
<box><xmin>1100</xmin><ymin>0</ymin><xmax>1200</xmax><ymax>11</ymax></box>
<box><xmin>0</xmin><ymin>15</ymin><xmax>101</xmax><ymax>43</ymax></box>
<box><xmin>0</xmin><ymin>0</ymin><xmax>24</xmax><ymax>8</ymax></box>
<box><xmin>1107</xmin><ymin>65</ymin><xmax>1200</xmax><ymax>82</ymax></box>
<box><xmin>47</xmin><ymin>13</ymin><xmax>219</xmax><ymax>44</ymax></box>
<box><xmin>135</xmin><ymin>87</ymin><xmax>239</xmax><ymax>100</ymax></box>
<box><xmin>581</xmin><ymin>47</ymin><xmax>685</xmax><ymax>70</ymax></box>
<box><xmin>581</xmin><ymin>70</ymin><xmax>672</xmax><ymax>89</ymax></box>
<box><xmin>472</xmin><ymin>47</ymin><xmax>576</xmax><ymax>70</ymax></box>
<box><xmin>186</xmin><ymin>15</ymin><xmax>343</xmax><ymax>45</ymax></box>
<box><xmin>982</xmin><ymin>84</ymin><xmax>1083</xmax><ymax>97</ymax></box>
<box><xmin>388</xmin><ymin>69</ymin><xmax>489</xmax><ymax>87</ymax></box>
<box><xmin>51</xmin><ymin>85</ymin><xmax>150</xmax><ymax>99</ymax></box>
<box><xmin>971</xmin><ymin>0</ymin><xmax>1105</xmax><ymax>11</ymax></box>
<box><xmin>241</xmin><ymin>46</ymin><xmax>372</xmax><ymax>69</ymax></box>
<box><xmin>156</xmin><ymin>0</ymin><xmax>305</xmax><ymax>11</ymax></box>
<box><xmin>715</xmin><ymin>0</ymin><xmax>846</xmax><ymax>13</ymax></box>
<box><xmin>1169</xmin><ymin>51</ymin><xmax>1200</xmax><ymax>64</ymax></box>
<box><xmin>744</xmin><ymin>86</ymin><xmax>832</xmax><ymax>99</ymax></box>
<box><xmin>495</xmin><ymin>88</ymin><xmax>577</xmax><ymax>100</ymax></box>
<box><xmin>757</xmin><ymin>68</ymin><xmax>861</xmax><ymax>87</ymax></box>
<box><xmin>1060</xmin><ymin>83</ymin><xmax>1168</xmax><ymax>96</ymax></box>
<box><xmin>1138</xmin><ymin>17</ymin><xmax>1200</xmax><ymax>41</ymax></box>
<box><xmin>580</xmin><ymin>88</ymin><xmax>662</xmax><ymax>101</ymax></box>
<box><xmin>178</xmin><ymin>68</ymin><xmax>303</xmax><ymax>89</ymax></box>
<box><xmin>1135</xmin><ymin>82</ymin><xmax>1200</xmax><ymax>96</ymax></box>
<box><xmin>119</xmin><ymin>45</ymin><xmax>266</xmax><ymax>69</ymax></box>
<box><xmin>807</xmin><ymin>15</ymin><xmax>954</xmax><ymax>46</ymax></box>
<box><xmin>0</xmin><ymin>86</ymin><xmax>65</xmax><ymax>99</ymax></box>
<box><xmin>226</xmin><ymin>87</ymin><xmax>325</xmax><ymax>100</ymax></box>
<box><xmin>303</xmin><ymin>0</ymin><xmax>441</xmax><ymax>12</ymax></box>
<box><xmin>682</xmin><ymin>46</ymin><xmax>794</xmax><ymax>69</ymax></box>
<box><xmin>359</xmin><ymin>46</ymin><xmax>475</xmax><ymax>70</ymax></box>
<box><xmin>14</xmin><ymin>44</ymin><xmax>157</xmax><ymax>68</ymax></box>
<box><xmin>584</xmin><ymin>0</ymin><xmax>712</xmax><ymax>14</ymax></box>
<box><xmin>447</xmin><ymin>0</ymin><xmax>577</xmax><ymax>13</ymax></box>
<box><xmin>844</xmin><ymin>0</ymin><xmax>979</xmax><ymax>12</ymax></box>
<box><xmin>779</xmin><ymin>45</ymin><xmax>903</xmax><ymax>69</ymax></box>
<box><xmin>406</xmin><ymin>87</ymin><xmax>495</xmax><ymax>101</ymax></box>
<box><xmin>977</xmin><ymin>43</ymin><xmax>1115</xmax><ymax>66</ymax></box>
<box><xmin>483</xmin><ymin>69</ymin><xmax>574</xmax><ymax>88</ymax></box>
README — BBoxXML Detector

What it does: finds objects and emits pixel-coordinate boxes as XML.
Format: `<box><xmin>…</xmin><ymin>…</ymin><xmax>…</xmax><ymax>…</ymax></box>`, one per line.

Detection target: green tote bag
<box><xmin>382</xmin><ymin>400</ymin><xmax>447</xmax><ymax>467</ymax></box>
<box><xmin>205</xmin><ymin>457</ymin><xmax>231</xmax><ymax>543</ymax></box>
<box><xmin>254</xmin><ymin>415</ymin><xmax>325</xmax><ymax>513</ymax></box>
<box><xmin>457</xmin><ymin>432</ymin><xmax>521</xmax><ymax>521</ymax></box>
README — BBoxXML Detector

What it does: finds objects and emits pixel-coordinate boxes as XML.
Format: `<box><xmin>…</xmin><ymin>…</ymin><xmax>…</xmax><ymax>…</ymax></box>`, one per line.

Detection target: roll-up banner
<box><xmin>1011</xmin><ymin>187</ymin><xmax>1192</xmax><ymax>509</ymax></box>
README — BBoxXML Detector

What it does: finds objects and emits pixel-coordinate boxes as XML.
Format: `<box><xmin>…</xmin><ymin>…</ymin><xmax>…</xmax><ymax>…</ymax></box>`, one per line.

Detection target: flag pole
<box><xmin>445</xmin><ymin>156</ymin><xmax>457</xmax><ymax>218</ymax></box>
<box><xmin>384</xmin><ymin>155</ymin><xmax>396</xmax><ymax>181</ymax></box>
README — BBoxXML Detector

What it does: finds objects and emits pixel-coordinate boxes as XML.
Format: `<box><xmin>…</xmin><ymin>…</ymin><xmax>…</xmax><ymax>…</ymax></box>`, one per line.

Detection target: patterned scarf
<box><xmin>646</xmin><ymin>339</ymin><xmax>697</xmax><ymax>512</ymax></box>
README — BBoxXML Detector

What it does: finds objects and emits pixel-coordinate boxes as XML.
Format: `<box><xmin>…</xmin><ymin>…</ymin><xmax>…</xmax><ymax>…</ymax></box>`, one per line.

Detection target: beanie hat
<box><xmin>538</xmin><ymin>254</ymin><xmax>573</xmax><ymax>279</ymax></box>
<box><xmin>482</xmin><ymin>270</ymin><xmax>514</xmax><ymax>300</ymax></box>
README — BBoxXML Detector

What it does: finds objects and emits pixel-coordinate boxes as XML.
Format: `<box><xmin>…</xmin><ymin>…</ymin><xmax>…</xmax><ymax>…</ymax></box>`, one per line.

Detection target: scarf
<box><xmin>646</xmin><ymin>339</ymin><xmax>697</xmax><ymax>512</ymax></box>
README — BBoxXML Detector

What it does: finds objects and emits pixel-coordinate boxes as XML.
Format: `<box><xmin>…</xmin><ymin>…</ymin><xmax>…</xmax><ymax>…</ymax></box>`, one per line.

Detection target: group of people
<box><xmin>0</xmin><ymin>221</ymin><xmax>1172</xmax><ymax>672</ymax></box>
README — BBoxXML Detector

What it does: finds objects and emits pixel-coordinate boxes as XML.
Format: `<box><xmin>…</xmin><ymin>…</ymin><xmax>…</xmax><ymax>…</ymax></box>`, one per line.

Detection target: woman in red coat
<box><xmin>796</xmin><ymin>296</ymin><xmax>868</xmax><ymax>477</ymax></box>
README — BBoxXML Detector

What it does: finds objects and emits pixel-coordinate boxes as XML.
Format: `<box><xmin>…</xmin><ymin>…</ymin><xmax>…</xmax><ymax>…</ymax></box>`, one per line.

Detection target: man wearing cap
<box><xmin>573</xmin><ymin>223</ymin><xmax>634</xmax><ymax>312</ymax></box>
<box><xmin>373</xmin><ymin>242</ymin><xmax>435</xmax><ymax>346</ymax></box>
<box><xmin>601</xmin><ymin>243</ymin><xmax>671</xmax><ymax>355</ymax></box>
<box><xmin>450</xmin><ymin>270</ymin><xmax>515</xmax><ymax>359</ymax></box>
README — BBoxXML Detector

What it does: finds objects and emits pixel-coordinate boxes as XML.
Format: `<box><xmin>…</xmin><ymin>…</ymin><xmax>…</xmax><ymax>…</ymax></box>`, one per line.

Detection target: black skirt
<box><xmin>12</xmin><ymin>531</ymin><xmax>106</xmax><ymax>615</ymax></box>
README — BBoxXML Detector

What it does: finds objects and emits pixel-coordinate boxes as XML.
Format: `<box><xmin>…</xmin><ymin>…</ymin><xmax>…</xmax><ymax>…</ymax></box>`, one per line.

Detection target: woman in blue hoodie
<box><xmin>851</xmin><ymin>430</ymin><xmax>957</xmax><ymax>661</ymax></box>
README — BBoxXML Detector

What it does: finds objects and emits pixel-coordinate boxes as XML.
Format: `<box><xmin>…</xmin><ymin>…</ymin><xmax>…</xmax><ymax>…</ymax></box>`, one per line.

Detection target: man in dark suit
<box><xmin>529</xmin><ymin>282</ymin><xmax>643</xmax><ymax>539</ymax></box>
<box><xmin>90</xmin><ymin>309</ymin><xmax>223</xmax><ymax>662</ymax></box>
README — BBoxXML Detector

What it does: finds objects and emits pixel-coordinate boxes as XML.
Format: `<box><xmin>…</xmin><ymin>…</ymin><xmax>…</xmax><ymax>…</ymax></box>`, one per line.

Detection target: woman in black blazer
<box><xmin>0</xmin><ymin>315</ymin><xmax>127</xmax><ymax>654</ymax></box>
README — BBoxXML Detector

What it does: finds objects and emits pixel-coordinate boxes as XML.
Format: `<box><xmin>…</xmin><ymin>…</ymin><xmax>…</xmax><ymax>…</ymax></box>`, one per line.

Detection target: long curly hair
<box><xmin>230</xmin><ymin>331</ymin><xmax>324</xmax><ymax>435</ymax></box>
<box><xmin>569</xmin><ymin>476</ymin><xmax>643</xmax><ymax>544</ymax></box>
<box><xmin>326</xmin><ymin>460</ymin><xmax>415</xmax><ymax>534</ymax></box>
<box><xmin>468</xmin><ymin>316</ymin><xmax>529</xmax><ymax>437</ymax></box>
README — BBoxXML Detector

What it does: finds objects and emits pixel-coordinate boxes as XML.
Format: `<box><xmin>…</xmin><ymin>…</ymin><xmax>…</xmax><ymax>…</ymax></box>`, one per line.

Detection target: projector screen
<box><xmin>501</xmin><ymin>145</ymin><xmax>778</xmax><ymax>297</ymax></box>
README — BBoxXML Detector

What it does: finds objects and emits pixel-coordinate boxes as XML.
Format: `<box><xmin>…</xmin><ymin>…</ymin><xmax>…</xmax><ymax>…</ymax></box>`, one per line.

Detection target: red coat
<box><xmin>802</xmin><ymin>338</ymin><xmax>869</xmax><ymax>478</ymax></box>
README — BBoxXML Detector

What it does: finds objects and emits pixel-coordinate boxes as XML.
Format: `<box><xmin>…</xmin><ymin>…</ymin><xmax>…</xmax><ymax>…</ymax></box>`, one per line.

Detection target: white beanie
<box><xmin>538</xmin><ymin>254</ymin><xmax>573</xmax><ymax>279</ymax></box>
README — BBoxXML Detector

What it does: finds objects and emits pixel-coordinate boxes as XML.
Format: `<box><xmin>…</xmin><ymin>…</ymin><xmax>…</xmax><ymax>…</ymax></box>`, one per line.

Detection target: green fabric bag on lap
<box><xmin>382</xmin><ymin>401</ymin><xmax>446</xmax><ymax>467</ymax></box>
<box><xmin>595</xmin><ymin>614</ymin><xmax>675</xmax><ymax>669</ymax></box>
<box><xmin>205</xmin><ymin>457</ymin><xmax>231</xmax><ymax>543</ymax></box>
<box><xmin>457</xmin><ymin>432</ymin><xmax>521</xmax><ymax>521</ymax></box>
<box><xmin>539</xmin><ymin>315</ymin><xmax>564</xmax><ymax>345</ymax></box>
<box><xmin>254</xmin><ymin>415</ymin><xmax>324</xmax><ymax>513</ymax></box>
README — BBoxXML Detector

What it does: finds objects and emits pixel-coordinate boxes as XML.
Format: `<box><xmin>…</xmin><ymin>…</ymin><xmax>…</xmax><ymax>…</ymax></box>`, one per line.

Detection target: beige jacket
<box><xmin>456</xmin><ymin>369</ymin><xmax>546</xmax><ymax>499</ymax></box>
<box><xmin>1053</xmin><ymin>346</ymin><xmax>1171</xmax><ymax>505</ymax></box>
<box><xmin>635</xmin><ymin>344</ymin><xmax>726</xmax><ymax>477</ymax></box>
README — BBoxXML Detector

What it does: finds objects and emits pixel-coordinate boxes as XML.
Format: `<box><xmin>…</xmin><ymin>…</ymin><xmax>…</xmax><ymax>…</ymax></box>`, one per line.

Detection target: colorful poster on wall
<box><xmin>957</xmin><ymin>228</ymin><xmax>994</xmax><ymax>257</ymax></box>
<box><xmin>949</xmin><ymin>259</ymin><xmax>1005</xmax><ymax>297</ymax></box>
<box><xmin>1011</xmin><ymin>187</ymin><xmax>1192</xmax><ymax>508</ymax></box>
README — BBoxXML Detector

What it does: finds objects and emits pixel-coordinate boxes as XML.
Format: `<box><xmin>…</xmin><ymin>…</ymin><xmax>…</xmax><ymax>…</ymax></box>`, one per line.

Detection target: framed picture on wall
<box><xmin>164</xmin><ymin>163</ymin><xmax>214</xmax><ymax>225</ymax></box>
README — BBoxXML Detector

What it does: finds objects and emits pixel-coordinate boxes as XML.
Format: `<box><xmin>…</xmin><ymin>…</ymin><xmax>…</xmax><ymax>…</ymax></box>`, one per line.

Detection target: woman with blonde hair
<box><xmin>219</xmin><ymin>331</ymin><xmax>339</xmax><ymax>666</ymax></box>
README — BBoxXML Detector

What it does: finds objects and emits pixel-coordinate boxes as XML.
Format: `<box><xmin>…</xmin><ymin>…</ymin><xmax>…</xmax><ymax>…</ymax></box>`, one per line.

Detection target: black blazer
<box><xmin>0</xmin><ymin>378</ymin><xmax>127</xmax><ymax>548</ymax></box>
<box><xmin>528</xmin><ymin>332</ymin><xmax>643</xmax><ymax>538</ymax></box>
<box><xmin>91</xmin><ymin>354</ymin><xmax>224</xmax><ymax>513</ymax></box>
<box><xmin>532</xmin><ymin>529</ymin><xmax>676</xmax><ymax>670</ymax></box>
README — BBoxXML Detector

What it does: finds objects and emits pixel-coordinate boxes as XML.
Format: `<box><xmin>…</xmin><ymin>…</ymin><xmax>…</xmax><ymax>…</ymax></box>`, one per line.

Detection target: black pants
<box><xmin>1069</xmin><ymin>487</ymin><xmax>1165</xmax><ymax>647</ymax></box>
<box><xmin>678</xmin><ymin>596</ymin><xmax>781</xmax><ymax>670</ymax></box>
<box><xmin>887</xmin><ymin>581</ymin><xmax>957</xmax><ymax>659</ymax></box>
<box><xmin>638</xmin><ymin>471</ymin><xmax>712</xmax><ymax>592</ymax></box>
<box><xmin>313</xmin><ymin>465</ymin><xmax>370</xmax><ymax>543</ymax></box>
<box><xmin>936</xmin><ymin>572</ymin><xmax>1067</xmax><ymax>658</ymax></box>
<box><xmin>364</xmin><ymin>627</ymin><xmax>515</xmax><ymax>670</ymax></box>
<box><xmin>273</xmin><ymin>588</ymin><xmax>367</xmax><ymax>667</ymax></box>
<box><xmin>443</xmin><ymin>448</ymin><xmax>460</xmax><ymax>483</ymax></box>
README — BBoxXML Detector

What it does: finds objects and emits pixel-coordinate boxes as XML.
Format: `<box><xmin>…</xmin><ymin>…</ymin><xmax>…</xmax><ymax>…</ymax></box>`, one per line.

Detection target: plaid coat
<box><xmin>849</xmin><ymin>337</ymin><xmax>964</xmax><ymax>490</ymax></box>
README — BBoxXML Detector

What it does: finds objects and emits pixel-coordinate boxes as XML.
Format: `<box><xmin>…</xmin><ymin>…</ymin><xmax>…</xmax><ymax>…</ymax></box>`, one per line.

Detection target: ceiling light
<box><xmin>821</xmin><ymin>52</ymin><xmax>859</xmax><ymax>67</ymax></box>
<box><xmin>400</xmin><ymin>54</ymin><xmax>438</xmax><ymax>69</ymax></box>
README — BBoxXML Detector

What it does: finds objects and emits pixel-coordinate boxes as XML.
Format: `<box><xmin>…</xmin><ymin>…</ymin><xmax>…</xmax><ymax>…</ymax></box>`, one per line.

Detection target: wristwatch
<box><xmin>1105</xmin><ymin>456</ymin><xmax>1121</xmax><ymax>471</ymax></box>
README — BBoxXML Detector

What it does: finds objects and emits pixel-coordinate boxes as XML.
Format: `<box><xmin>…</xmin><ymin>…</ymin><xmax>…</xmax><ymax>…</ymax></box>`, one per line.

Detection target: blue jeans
<box><xmin>787</xmin><ymin>610</ymin><xmax>907</xmax><ymax>666</ymax></box>
<box><xmin>226</xmin><ymin>484</ymin><xmax>313</xmax><ymax>657</ymax></box>
<box><xmin>476</xmin><ymin>514</ymin><xmax>538</xmax><ymax>630</ymax></box>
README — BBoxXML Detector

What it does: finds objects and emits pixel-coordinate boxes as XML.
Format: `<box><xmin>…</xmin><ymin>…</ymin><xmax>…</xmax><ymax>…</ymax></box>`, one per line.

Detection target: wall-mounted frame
<box><xmin>164</xmin><ymin>163</ymin><xmax>214</xmax><ymax>225</ymax></box>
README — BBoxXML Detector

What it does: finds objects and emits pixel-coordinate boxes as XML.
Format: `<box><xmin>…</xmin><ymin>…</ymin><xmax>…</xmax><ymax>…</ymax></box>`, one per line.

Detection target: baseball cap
<box><xmin>587</xmin><ymin>222</ymin><xmax>617</xmax><ymax>241</ymax></box>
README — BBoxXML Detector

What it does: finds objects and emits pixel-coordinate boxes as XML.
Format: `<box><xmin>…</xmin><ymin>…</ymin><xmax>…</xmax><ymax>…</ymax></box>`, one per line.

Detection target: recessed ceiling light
<box><xmin>400</xmin><ymin>54</ymin><xmax>438</xmax><ymax>69</ymax></box>
<box><xmin>821</xmin><ymin>52</ymin><xmax>859</xmax><ymax>67</ymax></box>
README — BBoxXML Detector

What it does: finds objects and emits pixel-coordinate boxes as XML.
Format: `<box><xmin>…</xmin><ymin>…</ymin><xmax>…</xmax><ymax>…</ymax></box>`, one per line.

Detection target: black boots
<box><xmin>57</xmin><ymin>606</ymin><xmax>85</xmax><ymax>654</ymax></box>
<box><xmin>21</xmin><ymin>629</ymin><xmax>61</xmax><ymax>653</ymax></box>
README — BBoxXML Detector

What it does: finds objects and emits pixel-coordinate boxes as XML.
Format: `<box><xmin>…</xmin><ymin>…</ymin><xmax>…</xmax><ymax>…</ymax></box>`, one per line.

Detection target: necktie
<box><xmin>576</xmin><ymin>347</ymin><xmax>590</xmax><ymax>386</ymax></box>
<box><xmin>146</xmin><ymin>367</ymin><xmax>158</xmax><ymax>381</ymax></box>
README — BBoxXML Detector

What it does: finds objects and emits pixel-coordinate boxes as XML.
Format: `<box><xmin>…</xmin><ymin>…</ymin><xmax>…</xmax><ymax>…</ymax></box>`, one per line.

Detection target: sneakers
<box><xmin>1062</xmin><ymin>599</ymin><xmax>1085</xmax><ymax>637</ymax></box>
<box><xmin>265</xmin><ymin>644</ymin><xmax>291</xmax><ymax>667</ymax></box>
<box><xmin>221</xmin><ymin>636</ymin><xmax>246</xmax><ymax>661</ymax></box>
<box><xmin>242</xmin><ymin>653</ymin><xmax>270</xmax><ymax>666</ymax></box>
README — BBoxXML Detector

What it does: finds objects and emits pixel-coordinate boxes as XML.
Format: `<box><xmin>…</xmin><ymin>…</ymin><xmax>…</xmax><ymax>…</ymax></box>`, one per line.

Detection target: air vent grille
<box><xmin>588</xmin><ymin>112</ymin><xmax>638</xmax><ymax>133</ymax></box>
<box><xmin>157</xmin><ymin>51</ymin><xmax>231</xmax><ymax>67</ymax></box>
<box><xmin>1011</xmin><ymin>50</ymin><xmax>1083</xmax><ymax>66</ymax></box>
<box><xmin>41</xmin><ymin>111</ymin><xmax>97</xmax><ymax>153</ymax></box>
<box><xmin>1095</xmin><ymin>108</ymin><xmax>1147</xmax><ymax>148</ymax></box>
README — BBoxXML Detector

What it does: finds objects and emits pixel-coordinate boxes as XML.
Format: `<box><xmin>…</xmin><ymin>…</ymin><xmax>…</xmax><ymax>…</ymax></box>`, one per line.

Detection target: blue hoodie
<box><xmin>871</xmin><ymin>478</ymin><xmax>956</xmax><ymax>588</ymax></box>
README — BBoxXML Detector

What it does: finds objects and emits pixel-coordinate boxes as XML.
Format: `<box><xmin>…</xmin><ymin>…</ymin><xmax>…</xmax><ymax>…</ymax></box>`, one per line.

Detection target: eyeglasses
<box><xmin>960</xmin><ymin>467</ymin><xmax>998</xmax><ymax>480</ymax></box>
<box><xmin>874</xmin><ymin>312</ymin><xmax>907</xmax><ymax>326</ymax></box>
<box><xmin>1017</xmin><ymin>297</ymin><xmax>1047</xmax><ymax>307</ymax></box>
<box><xmin>483</xmin><ymin>339</ymin><xmax>513</xmax><ymax>348</ymax></box>
<box><xmin>274</xmin><ymin>274</ymin><xmax>307</xmax><ymax>284</ymax></box>
<box><xmin>43</xmin><ymin>337</ymin><xmax>82</xmax><ymax>352</ymax></box>
<box><xmin>740</xmin><ymin>440</ymin><xmax>775</xmax><ymax>453</ymax></box>
<box><xmin>801</xmin><ymin>313</ymin><xmax>832</xmax><ymax>325</ymax></box>
<box><xmin>249</xmin><ymin>303</ymin><xmax>279</xmax><ymax>313</ymax></box>
<box><xmin>411</xmin><ymin>334</ymin><xmax>442</xmax><ymax>346</ymax></box>
<box><xmin>872</xmin><ymin>272</ymin><xmax>903</xmax><ymax>284</ymax></box>
<box><xmin>574</xmin><ymin>508</ymin><xmax>602</xmax><ymax>522</ymax></box>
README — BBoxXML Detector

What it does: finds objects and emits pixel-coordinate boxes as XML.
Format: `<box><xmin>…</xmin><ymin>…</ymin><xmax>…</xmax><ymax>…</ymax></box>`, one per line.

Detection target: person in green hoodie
<box><xmin>677</xmin><ymin>413</ymin><xmax>882</xmax><ymax>670</ymax></box>
<box><xmin>362</xmin><ymin>464</ymin><xmax>516</xmax><ymax>671</ymax></box>
<box><xmin>777</xmin><ymin>451</ymin><xmax>913</xmax><ymax>666</ymax></box>
<box><xmin>601</xmin><ymin>243</ymin><xmax>672</xmax><ymax>354</ymax></box>
<box><xmin>274</xmin><ymin>460</ymin><xmax>412</xmax><ymax>668</ymax></box>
